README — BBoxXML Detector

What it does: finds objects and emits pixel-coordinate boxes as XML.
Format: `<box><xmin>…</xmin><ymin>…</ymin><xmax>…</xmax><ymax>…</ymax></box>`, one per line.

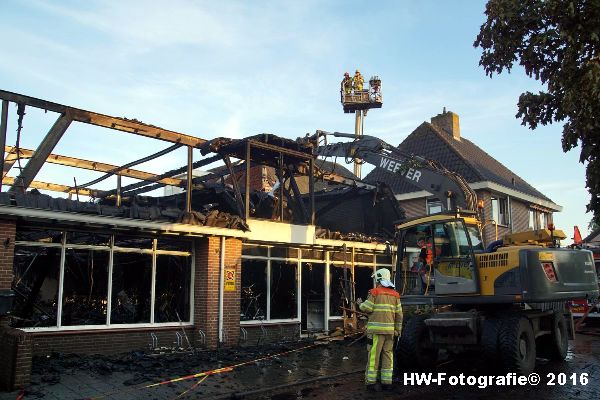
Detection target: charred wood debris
<box><xmin>4</xmin><ymin>133</ymin><xmax>404</xmax><ymax>242</ymax></box>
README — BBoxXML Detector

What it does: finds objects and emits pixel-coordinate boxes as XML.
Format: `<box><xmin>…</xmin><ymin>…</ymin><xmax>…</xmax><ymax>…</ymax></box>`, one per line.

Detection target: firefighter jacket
<box><xmin>359</xmin><ymin>287</ymin><xmax>403</xmax><ymax>335</ymax></box>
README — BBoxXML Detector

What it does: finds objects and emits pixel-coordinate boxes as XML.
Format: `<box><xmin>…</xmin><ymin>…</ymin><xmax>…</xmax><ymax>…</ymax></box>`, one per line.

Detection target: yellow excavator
<box><xmin>314</xmin><ymin>131</ymin><xmax>599</xmax><ymax>374</ymax></box>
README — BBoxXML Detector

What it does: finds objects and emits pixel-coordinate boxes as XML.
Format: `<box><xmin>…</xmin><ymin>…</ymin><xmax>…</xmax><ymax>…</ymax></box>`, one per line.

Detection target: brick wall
<box><xmin>0</xmin><ymin>328</ymin><xmax>31</xmax><ymax>391</ymax></box>
<box><xmin>0</xmin><ymin>219</ymin><xmax>16</xmax><ymax>291</ymax></box>
<box><xmin>193</xmin><ymin>236</ymin><xmax>242</xmax><ymax>349</ymax></box>
<box><xmin>223</xmin><ymin>238</ymin><xmax>241</xmax><ymax>346</ymax></box>
<box><xmin>478</xmin><ymin>191</ymin><xmax>511</xmax><ymax>245</ymax></box>
<box><xmin>239</xmin><ymin>323</ymin><xmax>300</xmax><ymax>347</ymax></box>
<box><xmin>31</xmin><ymin>326</ymin><xmax>194</xmax><ymax>356</ymax></box>
<box><xmin>0</xmin><ymin>219</ymin><xmax>24</xmax><ymax>391</ymax></box>
<box><xmin>511</xmin><ymin>198</ymin><xmax>530</xmax><ymax>233</ymax></box>
<box><xmin>226</xmin><ymin>165</ymin><xmax>270</xmax><ymax>192</ymax></box>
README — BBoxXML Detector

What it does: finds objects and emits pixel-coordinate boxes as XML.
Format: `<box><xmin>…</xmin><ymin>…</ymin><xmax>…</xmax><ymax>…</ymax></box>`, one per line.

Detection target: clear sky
<box><xmin>0</xmin><ymin>0</ymin><xmax>592</xmax><ymax>239</ymax></box>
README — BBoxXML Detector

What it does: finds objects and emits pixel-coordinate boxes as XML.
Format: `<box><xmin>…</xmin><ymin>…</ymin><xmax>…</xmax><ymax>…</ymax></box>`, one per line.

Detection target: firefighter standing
<box><xmin>358</xmin><ymin>268</ymin><xmax>403</xmax><ymax>391</ymax></box>
<box><xmin>353</xmin><ymin>69</ymin><xmax>365</xmax><ymax>91</ymax></box>
<box><xmin>341</xmin><ymin>72</ymin><xmax>353</xmax><ymax>94</ymax></box>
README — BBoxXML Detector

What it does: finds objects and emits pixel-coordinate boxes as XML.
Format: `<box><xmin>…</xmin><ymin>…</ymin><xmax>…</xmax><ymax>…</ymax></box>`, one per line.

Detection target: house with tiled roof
<box><xmin>584</xmin><ymin>228</ymin><xmax>600</xmax><ymax>246</ymax></box>
<box><xmin>364</xmin><ymin>109</ymin><xmax>562</xmax><ymax>244</ymax></box>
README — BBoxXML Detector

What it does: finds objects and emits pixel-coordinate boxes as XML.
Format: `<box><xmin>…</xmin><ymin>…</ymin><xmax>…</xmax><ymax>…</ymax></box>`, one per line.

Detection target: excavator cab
<box><xmin>395</xmin><ymin>213</ymin><xmax>482</xmax><ymax>298</ymax></box>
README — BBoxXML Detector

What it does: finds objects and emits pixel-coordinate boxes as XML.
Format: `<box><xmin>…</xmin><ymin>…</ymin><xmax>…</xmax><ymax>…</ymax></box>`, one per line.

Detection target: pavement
<box><xmin>0</xmin><ymin>333</ymin><xmax>599</xmax><ymax>399</ymax></box>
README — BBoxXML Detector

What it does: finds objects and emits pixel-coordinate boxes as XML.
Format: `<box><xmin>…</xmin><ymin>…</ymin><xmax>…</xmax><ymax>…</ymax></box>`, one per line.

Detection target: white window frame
<box><xmin>16</xmin><ymin>231</ymin><xmax>194</xmax><ymax>332</ymax></box>
<box><xmin>241</xmin><ymin>244</ymin><xmax>393</xmax><ymax>328</ymax></box>
<box><xmin>491</xmin><ymin>194</ymin><xmax>510</xmax><ymax>227</ymax></box>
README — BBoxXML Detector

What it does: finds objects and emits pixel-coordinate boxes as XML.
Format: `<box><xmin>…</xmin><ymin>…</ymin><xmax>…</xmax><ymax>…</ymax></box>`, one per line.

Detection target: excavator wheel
<box><xmin>481</xmin><ymin>317</ymin><xmax>501</xmax><ymax>363</ymax></box>
<box><xmin>397</xmin><ymin>315</ymin><xmax>438</xmax><ymax>370</ymax></box>
<box><xmin>497</xmin><ymin>316</ymin><xmax>536</xmax><ymax>374</ymax></box>
<box><xmin>537</xmin><ymin>312</ymin><xmax>568</xmax><ymax>361</ymax></box>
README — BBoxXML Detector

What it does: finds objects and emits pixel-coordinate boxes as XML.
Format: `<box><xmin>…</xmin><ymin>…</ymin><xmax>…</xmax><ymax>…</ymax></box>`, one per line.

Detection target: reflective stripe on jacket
<box><xmin>359</xmin><ymin>287</ymin><xmax>402</xmax><ymax>334</ymax></box>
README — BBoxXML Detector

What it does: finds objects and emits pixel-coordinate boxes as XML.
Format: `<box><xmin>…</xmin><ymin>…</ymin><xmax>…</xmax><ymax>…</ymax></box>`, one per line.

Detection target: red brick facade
<box><xmin>0</xmin><ymin>223</ymin><xmax>245</xmax><ymax>389</ymax></box>
<box><xmin>193</xmin><ymin>236</ymin><xmax>242</xmax><ymax>349</ymax></box>
<box><xmin>0</xmin><ymin>219</ymin><xmax>30</xmax><ymax>391</ymax></box>
<box><xmin>31</xmin><ymin>326</ymin><xmax>194</xmax><ymax>355</ymax></box>
<box><xmin>0</xmin><ymin>328</ymin><xmax>31</xmax><ymax>391</ymax></box>
<box><xmin>0</xmin><ymin>219</ymin><xmax>16</xmax><ymax>291</ymax></box>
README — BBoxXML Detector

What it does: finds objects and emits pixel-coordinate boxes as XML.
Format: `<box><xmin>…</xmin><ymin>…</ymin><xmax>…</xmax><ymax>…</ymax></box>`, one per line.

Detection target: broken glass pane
<box><xmin>114</xmin><ymin>235</ymin><xmax>153</xmax><ymax>249</ymax></box>
<box><xmin>61</xmin><ymin>249</ymin><xmax>109</xmax><ymax>326</ymax></box>
<box><xmin>240</xmin><ymin>260</ymin><xmax>267</xmax><ymax>321</ymax></box>
<box><xmin>330</xmin><ymin>250</ymin><xmax>351</xmax><ymax>262</ymax></box>
<box><xmin>66</xmin><ymin>231</ymin><xmax>110</xmax><ymax>246</ymax></box>
<box><xmin>356</xmin><ymin>252</ymin><xmax>375</xmax><ymax>264</ymax></box>
<box><xmin>271</xmin><ymin>247</ymin><xmax>298</xmax><ymax>259</ymax></box>
<box><xmin>242</xmin><ymin>244</ymin><xmax>268</xmax><ymax>257</ymax></box>
<box><xmin>270</xmin><ymin>261</ymin><xmax>297</xmax><ymax>319</ymax></box>
<box><xmin>154</xmin><ymin>255</ymin><xmax>191</xmax><ymax>322</ymax></box>
<box><xmin>329</xmin><ymin>265</ymin><xmax>349</xmax><ymax>317</ymax></box>
<box><xmin>376</xmin><ymin>254</ymin><xmax>393</xmax><ymax>265</ymax></box>
<box><xmin>16</xmin><ymin>227</ymin><xmax>62</xmax><ymax>244</ymax></box>
<box><xmin>354</xmin><ymin>266</ymin><xmax>375</xmax><ymax>301</ymax></box>
<box><xmin>157</xmin><ymin>238</ymin><xmax>192</xmax><ymax>252</ymax></box>
<box><xmin>301</xmin><ymin>262</ymin><xmax>325</xmax><ymax>331</ymax></box>
<box><xmin>110</xmin><ymin>252</ymin><xmax>152</xmax><ymax>324</ymax></box>
<box><xmin>301</xmin><ymin>249</ymin><xmax>324</xmax><ymax>260</ymax></box>
<box><xmin>11</xmin><ymin>246</ymin><xmax>60</xmax><ymax>327</ymax></box>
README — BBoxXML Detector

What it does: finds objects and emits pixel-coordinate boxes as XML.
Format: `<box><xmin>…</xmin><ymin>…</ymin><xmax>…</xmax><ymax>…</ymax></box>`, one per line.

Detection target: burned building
<box><xmin>0</xmin><ymin>90</ymin><xmax>400</xmax><ymax>390</ymax></box>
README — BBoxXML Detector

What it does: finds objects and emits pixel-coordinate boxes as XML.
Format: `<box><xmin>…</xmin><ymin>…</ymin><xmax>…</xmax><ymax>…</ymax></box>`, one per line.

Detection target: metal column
<box><xmin>116</xmin><ymin>175</ymin><xmax>122</xmax><ymax>207</ymax></box>
<box><xmin>353</xmin><ymin>110</ymin><xmax>363</xmax><ymax>179</ymax></box>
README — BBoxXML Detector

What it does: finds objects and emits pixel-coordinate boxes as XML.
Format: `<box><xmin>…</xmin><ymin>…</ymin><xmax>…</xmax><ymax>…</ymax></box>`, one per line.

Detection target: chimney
<box><xmin>431</xmin><ymin>108</ymin><xmax>460</xmax><ymax>140</ymax></box>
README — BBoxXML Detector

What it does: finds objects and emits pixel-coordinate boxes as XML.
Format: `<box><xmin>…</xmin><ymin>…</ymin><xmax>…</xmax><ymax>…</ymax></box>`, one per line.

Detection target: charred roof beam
<box><xmin>9</xmin><ymin>112</ymin><xmax>72</xmax><ymax>193</ymax></box>
<box><xmin>0</xmin><ymin>90</ymin><xmax>207</xmax><ymax>148</ymax></box>
<box><xmin>4</xmin><ymin>145</ymin><xmax>184</xmax><ymax>187</ymax></box>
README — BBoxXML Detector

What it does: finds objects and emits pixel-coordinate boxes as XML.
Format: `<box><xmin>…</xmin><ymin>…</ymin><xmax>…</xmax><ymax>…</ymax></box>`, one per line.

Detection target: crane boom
<box><xmin>313</xmin><ymin>131</ymin><xmax>478</xmax><ymax>212</ymax></box>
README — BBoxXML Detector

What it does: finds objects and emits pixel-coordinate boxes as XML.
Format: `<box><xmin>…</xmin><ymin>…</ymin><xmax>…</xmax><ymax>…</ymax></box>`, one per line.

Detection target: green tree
<box><xmin>474</xmin><ymin>0</ymin><xmax>600</xmax><ymax>220</ymax></box>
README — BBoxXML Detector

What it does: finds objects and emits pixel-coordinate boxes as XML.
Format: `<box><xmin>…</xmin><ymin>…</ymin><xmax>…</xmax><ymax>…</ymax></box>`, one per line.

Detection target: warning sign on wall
<box><xmin>224</xmin><ymin>268</ymin><xmax>236</xmax><ymax>292</ymax></box>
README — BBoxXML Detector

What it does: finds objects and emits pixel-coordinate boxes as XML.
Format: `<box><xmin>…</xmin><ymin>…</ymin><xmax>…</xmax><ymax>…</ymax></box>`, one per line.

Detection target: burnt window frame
<box><xmin>13</xmin><ymin>228</ymin><xmax>194</xmax><ymax>332</ymax></box>
<box><xmin>241</xmin><ymin>244</ymin><xmax>301</xmax><ymax>323</ymax></box>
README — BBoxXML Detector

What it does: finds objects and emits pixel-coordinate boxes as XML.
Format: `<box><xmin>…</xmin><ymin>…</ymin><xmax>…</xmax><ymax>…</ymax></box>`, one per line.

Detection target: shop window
<box><xmin>110</xmin><ymin>252</ymin><xmax>152</xmax><ymax>324</ymax></box>
<box><xmin>240</xmin><ymin>260</ymin><xmax>267</xmax><ymax>321</ymax></box>
<box><xmin>61</xmin><ymin>249</ymin><xmax>109</xmax><ymax>326</ymax></box>
<box><xmin>329</xmin><ymin>265</ymin><xmax>349</xmax><ymax>317</ymax></box>
<box><xmin>354</xmin><ymin>266</ymin><xmax>376</xmax><ymax>300</ymax></box>
<box><xmin>11</xmin><ymin>246</ymin><xmax>61</xmax><ymax>328</ymax></box>
<box><xmin>270</xmin><ymin>261</ymin><xmax>298</xmax><ymax>319</ymax></box>
<box><xmin>154</xmin><ymin>255</ymin><xmax>192</xmax><ymax>323</ymax></box>
<box><xmin>491</xmin><ymin>195</ymin><xmax>510</xmax><ymax>226</ymax></box>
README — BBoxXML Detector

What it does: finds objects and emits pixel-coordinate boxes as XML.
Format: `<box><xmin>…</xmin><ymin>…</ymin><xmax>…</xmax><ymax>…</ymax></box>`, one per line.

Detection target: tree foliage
<box><xmin>474</xmin><ymin>0</ymin><xmax>600</xmax><ymax>220</ymax></box>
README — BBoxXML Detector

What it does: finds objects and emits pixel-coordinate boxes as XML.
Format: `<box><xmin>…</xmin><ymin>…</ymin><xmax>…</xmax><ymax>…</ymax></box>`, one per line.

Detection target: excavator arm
<box><xmin>313</xmin><ymin>131</ymin><xmax>478</xmax><ymax>212</ymax></box>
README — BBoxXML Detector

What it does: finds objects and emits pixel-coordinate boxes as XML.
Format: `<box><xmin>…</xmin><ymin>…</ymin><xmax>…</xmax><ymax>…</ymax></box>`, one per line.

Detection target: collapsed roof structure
<box><xmin>0</xmin><ymin>90</ymin><xmax>402</xmax><ymax>241</ymax></box>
